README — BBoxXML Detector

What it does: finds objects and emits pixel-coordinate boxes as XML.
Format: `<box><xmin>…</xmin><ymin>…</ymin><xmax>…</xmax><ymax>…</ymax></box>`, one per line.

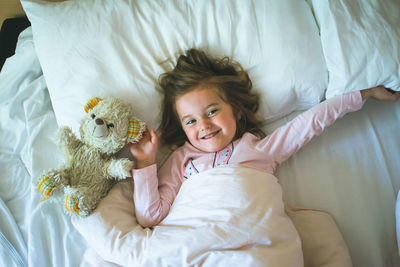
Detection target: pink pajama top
<box><xmin>132</xmin><ymin>91</ymin><xmax>363</xmax><ymax>227</ymax></box>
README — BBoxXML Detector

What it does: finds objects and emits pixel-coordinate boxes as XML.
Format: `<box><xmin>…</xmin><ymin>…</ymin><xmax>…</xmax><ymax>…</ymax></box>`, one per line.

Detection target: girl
<box><xmin>129</xmin><ymin>49</ymin><xmax>400</xmax><ymax>228</ymax></box>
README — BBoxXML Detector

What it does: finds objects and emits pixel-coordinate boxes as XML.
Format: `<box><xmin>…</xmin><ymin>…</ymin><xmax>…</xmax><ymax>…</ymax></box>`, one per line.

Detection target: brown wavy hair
<box><xmin>158</xmin><ymin>49</ymin><xmax>264</xmax><ymax>148</ymax></box>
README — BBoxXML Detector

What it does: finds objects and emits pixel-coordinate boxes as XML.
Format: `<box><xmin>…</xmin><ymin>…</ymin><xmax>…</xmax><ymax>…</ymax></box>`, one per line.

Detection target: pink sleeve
<box><xmin>258</xmin><ymin>91</ymin><xmax>363</xmax><ymax>168</ymax></box>
<box><xmin>132</xmin><ymin>150</ymin><xmax>183</xmax><ymax>228</ymax></box>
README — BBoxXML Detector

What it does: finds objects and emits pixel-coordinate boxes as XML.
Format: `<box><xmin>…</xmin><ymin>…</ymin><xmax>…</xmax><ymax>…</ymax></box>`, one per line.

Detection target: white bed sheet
<box><xmin>0</xmin><ymin>28</ymin><xmax>86</xmax><ymax>267</ymax></box>
<box><xmin>0</xmin><ymin>28</ymin><xmax>399</xmax><ymax>267</ymax></box>
<box><xmin>271</xmin><ymin>100</ymin><xmax>400</xmax><ymax>267</ymax></box>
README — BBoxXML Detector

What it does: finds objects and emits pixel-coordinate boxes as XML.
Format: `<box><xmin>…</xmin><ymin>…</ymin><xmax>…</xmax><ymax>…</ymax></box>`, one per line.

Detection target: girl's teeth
<box><xmin>202</xmin><ymin>131</ymin><xmax>218</xmax><ymax>139</ymax></box>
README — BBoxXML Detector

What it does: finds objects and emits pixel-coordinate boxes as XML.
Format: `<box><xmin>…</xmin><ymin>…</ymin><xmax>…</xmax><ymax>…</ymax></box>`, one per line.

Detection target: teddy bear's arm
<box><xmin>106</xmin><ymin>158</ymin><xmax>134</xmax><ymax>179</ymax></box>
<box><xmin>57</xmin><ymin>127</ymin><xmax>83</xmax><ymax>155</ymax></box>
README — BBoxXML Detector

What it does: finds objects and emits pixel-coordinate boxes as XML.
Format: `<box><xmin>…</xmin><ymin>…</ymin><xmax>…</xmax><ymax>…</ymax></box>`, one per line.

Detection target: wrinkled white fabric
<box><xmin>73</xmin><ymin>166</ymin><xmax>303</xmax><ymax>267</ymax></box>
<box><xmin>312</xmin><ymin>0</ymin><xmax>400</xmax><ymax>98</ymax></box>
<box><xmin>0</xmin><ymin>27</ymin><xmax>86</xmax><ymax>267</ymax></box>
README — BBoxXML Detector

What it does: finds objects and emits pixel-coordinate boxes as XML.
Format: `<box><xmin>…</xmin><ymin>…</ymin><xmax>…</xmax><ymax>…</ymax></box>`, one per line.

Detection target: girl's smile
<box><xmin>175</xmin><ymin>86</ymin><xmax>238</xmax><ymax>153</ymax></box>
<box><xmin>200</xmin><ymin>129</ymin><xmax>221</xmax><ymax>140</ymax></box>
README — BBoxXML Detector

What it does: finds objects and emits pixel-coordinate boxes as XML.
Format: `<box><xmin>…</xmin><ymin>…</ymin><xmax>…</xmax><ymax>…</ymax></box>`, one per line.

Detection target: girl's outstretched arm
<box><xmin>258</xmin><ymin>86</ymin><xmax>398</xmax><ymax>169</ymax></box>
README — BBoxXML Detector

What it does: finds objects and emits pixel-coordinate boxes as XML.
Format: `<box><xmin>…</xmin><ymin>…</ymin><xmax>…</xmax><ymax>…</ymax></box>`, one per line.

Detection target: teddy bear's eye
<box><xmin>107</xmin><ymin>123</ymin><xmax>114</xmax><ymax>129</ymax></box>
<box><xmin>91</xmin><ymin>114</ymin><xmax>96</xmax><ymax>119</ymax></box>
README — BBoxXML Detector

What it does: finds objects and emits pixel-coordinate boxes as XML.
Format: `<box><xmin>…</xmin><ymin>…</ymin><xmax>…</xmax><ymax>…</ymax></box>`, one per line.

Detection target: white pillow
<box><xmin>21</xmin><ymin>0</ymin><xmax>327</xmax><ymax>134</ymax></box>
<box><xmin>311</xmin><ymin>0</ymin><xmax>400</xmax><ymax>98</ymax></box>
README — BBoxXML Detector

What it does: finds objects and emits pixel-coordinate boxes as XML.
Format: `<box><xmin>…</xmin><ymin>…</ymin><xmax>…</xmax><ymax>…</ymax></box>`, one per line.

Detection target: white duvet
<box><xmin>73</xmin><ymin>166</ymin><xmax>303</xmax><ymax>267</ymax></box>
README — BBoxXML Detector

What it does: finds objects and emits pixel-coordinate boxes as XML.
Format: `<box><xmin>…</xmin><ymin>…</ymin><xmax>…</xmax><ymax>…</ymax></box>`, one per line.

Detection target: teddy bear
<box><xmin>37</xmin><ymin>97</ymin><xmax>146</xmax><ymax>217</ymax></box>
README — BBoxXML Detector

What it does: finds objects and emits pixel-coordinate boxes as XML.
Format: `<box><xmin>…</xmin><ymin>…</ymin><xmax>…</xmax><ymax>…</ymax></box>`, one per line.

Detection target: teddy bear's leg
<box><xmin>38</xmin><ymin>169</ymin><xmax>71</xmax><ymax>200</ymax></box>
<box><xmin>37</xmin><ymin>173</ymin><xmax>57</xmax><ymax>200</ymax></box>
<box><xmin>64</xmin><ymin>186</ymin><xmax>100</xmax><ymax>217</ymax></box>
<box><xmin>64</xmin><ymin>186</ymin><xmax>84</xmax><ymax>216</ymax></box>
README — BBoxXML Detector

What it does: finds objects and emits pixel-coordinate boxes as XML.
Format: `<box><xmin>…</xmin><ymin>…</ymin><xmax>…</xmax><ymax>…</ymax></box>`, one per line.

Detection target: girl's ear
<box><xmin>236</xmin><ymin>109</ymin><xmax>243</xmax><ymax>120</ymax></box>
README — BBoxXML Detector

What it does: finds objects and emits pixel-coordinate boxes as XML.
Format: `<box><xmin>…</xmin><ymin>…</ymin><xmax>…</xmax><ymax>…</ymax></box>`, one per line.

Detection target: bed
<box><xmin>1</xmin><ymin>0</ymin><xmax>399</xmax><ymax>266</ymax></box>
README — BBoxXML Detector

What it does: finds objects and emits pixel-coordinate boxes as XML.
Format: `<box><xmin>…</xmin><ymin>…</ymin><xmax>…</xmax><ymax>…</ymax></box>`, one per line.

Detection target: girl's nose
<box><xmin>199</xmin><ymin>117</ymin><xmax>211</xmax><ymax>131</ymax></box>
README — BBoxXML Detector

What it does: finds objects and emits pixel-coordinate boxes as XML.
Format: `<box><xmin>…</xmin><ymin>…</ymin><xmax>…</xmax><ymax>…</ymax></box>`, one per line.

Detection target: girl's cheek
<box><xmin>184</xmin><ymin>128</ymin><xmax>194</xmax><ymax>140</ymax></box>
<box><xmin>189</xmin><ymin>129</ymin><xmax>197</xmax><ymax>139</ymax></box>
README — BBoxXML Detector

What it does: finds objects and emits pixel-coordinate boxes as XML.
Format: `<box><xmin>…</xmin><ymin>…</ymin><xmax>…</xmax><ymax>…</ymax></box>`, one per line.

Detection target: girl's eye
<box><xmin>91</xmin><ymin>114</ymin><xmax>96</xmax><ymax>119</ymax></box>
<box><xmin>186</xmin><ymin>119</ymin><xmax>196</xmax><ymax>125</ymax></box>
<box><xmin>207</xmin><ymin>109</ymin><xmax>218</xmax><ymax>117</ymax></box>
<box><xmin>107</xmin><ymin>123</ymin><xmax>114</xmax><ymax>129</ymax></box>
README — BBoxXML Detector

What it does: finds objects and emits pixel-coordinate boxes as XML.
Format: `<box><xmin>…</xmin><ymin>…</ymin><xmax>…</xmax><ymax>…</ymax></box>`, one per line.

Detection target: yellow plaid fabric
<box><xmin>84</xmin><ymin>97</ymin><xmax>103</xmax><ymax>113</ymax></box>
<box><xmin>128</xmin><ymin>119</ymin><xmax>142</xmax><ymax>140</ymax></box>
<box><xmin>65</xmin><ymin>195</ymin><xmax>80</xmax><ymax>214</ymax></box>
<box><xmin>38</xmin><ymin>175</ymin><xmax>56</xmax><ymax>201</ymax></box>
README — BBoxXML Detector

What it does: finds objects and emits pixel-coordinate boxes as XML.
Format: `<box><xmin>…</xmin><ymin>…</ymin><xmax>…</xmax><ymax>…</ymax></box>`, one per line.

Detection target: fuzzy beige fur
<box><xmin>38</xmin><ymin>97</ymin><xmax>145</xmax><ymax>216</ymax></box>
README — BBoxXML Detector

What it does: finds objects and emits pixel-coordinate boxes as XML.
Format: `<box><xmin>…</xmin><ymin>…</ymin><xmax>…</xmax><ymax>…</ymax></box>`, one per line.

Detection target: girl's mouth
<box><xmin>201</xmin><ymin>130</ymin><xmax>220</xmax><ymax>140</ymax></box>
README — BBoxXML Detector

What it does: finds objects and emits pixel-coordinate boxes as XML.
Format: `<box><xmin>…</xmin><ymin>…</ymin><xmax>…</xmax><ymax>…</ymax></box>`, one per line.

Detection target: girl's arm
<box><xmin>259</xmin><ymin>86</ymin><xmax>399</xmax><ymax>168</ymax></box>
<box><xmin>129</xmin><ymin>129</ymin><xmax>183</xmax><ymax>227</ymax></box>
<box><xmin>132</xmin><ymin>162</ymin><xmax>182</xmax><ymax>227</ymax></box>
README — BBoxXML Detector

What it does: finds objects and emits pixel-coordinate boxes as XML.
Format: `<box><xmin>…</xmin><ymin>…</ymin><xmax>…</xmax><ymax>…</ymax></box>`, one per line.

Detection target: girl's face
<box><xmin>175</xmin><ymin>86</ymin><xmax>237</xmax><ymax>153</ymax></box>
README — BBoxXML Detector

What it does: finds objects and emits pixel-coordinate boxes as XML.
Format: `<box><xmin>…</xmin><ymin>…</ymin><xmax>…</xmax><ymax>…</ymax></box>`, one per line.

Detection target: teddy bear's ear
<box><xmin>127</xmin><ymin>118</ymin><xmax>146</xmax><ymax>143</ymax></box>
<box><xmin>84</xmin><ymin>97</ymin><xmax>103</xmax><ymax>113</ymax></box>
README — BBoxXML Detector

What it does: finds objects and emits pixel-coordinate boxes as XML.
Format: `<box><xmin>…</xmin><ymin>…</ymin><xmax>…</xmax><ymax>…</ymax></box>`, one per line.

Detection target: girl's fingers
<box><xmin>385</xmin><ymin>88</ymin><xmax>395</xmax><ymax>94</ymax></box>
<box><xmin>150</xmin><ymin>129</ymin><xmax>159</xmax><ymax>147</ymax></box>
<box><xmin>384</xmin><ymin>89</ymin><xmax>400</xmax><ymax>101</ymax></box>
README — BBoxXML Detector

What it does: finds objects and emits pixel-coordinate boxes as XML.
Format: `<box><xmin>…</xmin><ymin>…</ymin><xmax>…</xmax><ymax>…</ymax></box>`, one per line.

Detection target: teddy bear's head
<box><xmin>80</xmin><ymin>97</ymin><xmax>145</xmax><ymax>155</ymax></box>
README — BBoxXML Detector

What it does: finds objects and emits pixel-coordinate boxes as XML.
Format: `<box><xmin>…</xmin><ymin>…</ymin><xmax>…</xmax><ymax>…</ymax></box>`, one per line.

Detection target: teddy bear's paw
<box><xmin>108</xmin><ymin>158</ymin><xmax>134</xmax><ymax>179</ymax></box>
<box><xmin>57</xmin><ymin>126</ymin><xmax>73</xmax><ymax>140</ymax></box>
<box><xmin>56</xmin><ymin>126</ymin><xmax>78</xmax><ymax>147</ymax></box>
<box><xmin>38</xmin><ymin>175</ymin><xmax>57</xmax><ymax>201</ymax></box>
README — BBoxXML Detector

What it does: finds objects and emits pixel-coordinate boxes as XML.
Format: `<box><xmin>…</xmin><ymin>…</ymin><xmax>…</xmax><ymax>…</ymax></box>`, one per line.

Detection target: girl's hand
<box><xmin>129</xmin><ymin>128</ymin><xmax>158</xmax><ymax>169</ymax></box>
<box><xmin>361</xmin><ymin>86</ymin><xmax>400</xmax><ymax>102</ymax></box>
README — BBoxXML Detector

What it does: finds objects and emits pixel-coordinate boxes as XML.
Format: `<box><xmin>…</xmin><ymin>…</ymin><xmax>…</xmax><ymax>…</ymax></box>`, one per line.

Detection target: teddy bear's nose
<box><xmin>95</xmin><ymin>118</ymin><xmax>104</xmax><ymax>125</ymax></box>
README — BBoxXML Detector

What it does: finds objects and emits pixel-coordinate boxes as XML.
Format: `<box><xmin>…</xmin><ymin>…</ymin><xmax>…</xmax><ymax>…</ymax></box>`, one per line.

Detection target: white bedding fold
<box><xmin>397</xmin><ymin>190</ymin><xmax>400</xmax><ymax>256</ymax></box>
<box><xmin>0</xmin><ymin>199</ymin><xmax>27</xmax><ymax>267</ymax></box>
<box><xmin>73</xmin><ymin>166</ymin><xmax>303</xmax><ymax>267</ymax></box>
<box><xmin>0</xmin><ymin>27</ymin><xmax>87</xmax><ymax>267</ymax></box>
